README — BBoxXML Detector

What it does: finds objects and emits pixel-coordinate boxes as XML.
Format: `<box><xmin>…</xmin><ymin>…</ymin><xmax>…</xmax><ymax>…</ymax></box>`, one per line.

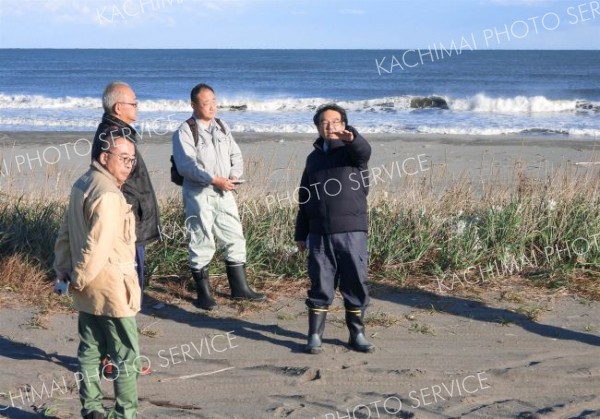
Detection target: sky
<box><xmin>0</xmin><ymin>0</ymin><xmax>598</xmax><ymax>49</ymax></box>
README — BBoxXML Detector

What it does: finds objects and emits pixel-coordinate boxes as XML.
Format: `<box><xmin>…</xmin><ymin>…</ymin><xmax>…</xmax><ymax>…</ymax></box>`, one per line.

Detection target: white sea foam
<box><xmin>567</xmin><ymin>128</ymin><xmax>600</xmax><ymax>138</ymax></box>
<box><xmin>1</xmin><ymin>116</ymin><xmax>598</xmax><ymax>137</ymax></box>
<box><xmin>0</xmin><ymin>94</ymin><xmax>101</xmax><ymax>109</ymax></box>
<box><xmin>449</xmin><ymin>94</ymin><xmax>579</xmax><ymax>114</ymax></box>
<box><xmin>0</xmin><ymin>117</ymin><xmax>99</xmax><ymax>129</ymax></box>
<box><xmin>1</xmin><ymin>92</ymin><xmax>597</xmax><ymax>115</ymax></box>
<box><xmin>1</xmin><ymin>92</ymin><xmax>598</xmax><ymax>137</ymax></box>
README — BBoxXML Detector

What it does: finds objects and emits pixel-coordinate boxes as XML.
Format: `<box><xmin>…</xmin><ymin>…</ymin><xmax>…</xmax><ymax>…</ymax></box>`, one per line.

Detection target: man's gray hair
<box><xmin>102</xmin><ymin>81</ymin><xmax>132</xmax><ymax>114</ymax></box>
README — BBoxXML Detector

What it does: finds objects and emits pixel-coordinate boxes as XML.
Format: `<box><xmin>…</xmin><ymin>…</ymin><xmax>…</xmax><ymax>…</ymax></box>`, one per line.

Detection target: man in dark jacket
<box><xmin>295</xmin><ymin>104</ymin><xmax>374</xmax><ymax>354</ymax></box>
<box><xmin>91</xmin><ymin>81</ymin><xmax>161</xmax><ymax>301</ymax></box>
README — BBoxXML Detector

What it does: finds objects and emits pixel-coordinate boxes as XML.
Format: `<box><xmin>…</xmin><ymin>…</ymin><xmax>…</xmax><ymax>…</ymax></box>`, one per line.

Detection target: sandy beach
<box><xmin>1</xmin><ymin>283</ymin><xmax>599</xmax><ymax>418</ymax></box>
<box><xmin>2</xmin><ymin>131</ymin><xmax>600</xmax><ymax>199</ymax></box>
<box><xmin>1</xmin><ymin>131</ymin><xmax>599</xmax><ymax>418</ymax></box>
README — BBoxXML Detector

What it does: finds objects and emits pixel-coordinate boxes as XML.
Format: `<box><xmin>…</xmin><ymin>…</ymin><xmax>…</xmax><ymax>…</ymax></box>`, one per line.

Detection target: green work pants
<box><xmin>77</xmin><ymin>312</ymin><xmax>140</xmax><ymax>419</ymax></box>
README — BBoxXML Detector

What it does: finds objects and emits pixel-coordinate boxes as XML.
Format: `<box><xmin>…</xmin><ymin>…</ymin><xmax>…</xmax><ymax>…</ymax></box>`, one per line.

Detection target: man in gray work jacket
<box><xmin>172</xmin><ymin>83</ymin><xmax>265</xmax><ymax>310</ymax></box>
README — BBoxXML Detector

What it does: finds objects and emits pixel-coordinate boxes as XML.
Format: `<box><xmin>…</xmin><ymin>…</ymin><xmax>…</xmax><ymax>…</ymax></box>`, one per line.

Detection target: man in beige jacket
<box><xmin>54</xmin><ymin>130</ymin><xmax>140</xmax><ymax>419</ymax></box>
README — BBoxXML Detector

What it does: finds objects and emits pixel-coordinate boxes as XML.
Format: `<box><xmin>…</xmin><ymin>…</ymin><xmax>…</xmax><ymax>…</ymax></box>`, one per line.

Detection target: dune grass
<box><xmin>1</xmin><ymin>160</ymin><xmax>600</xmax><ymax>308</ymax></box>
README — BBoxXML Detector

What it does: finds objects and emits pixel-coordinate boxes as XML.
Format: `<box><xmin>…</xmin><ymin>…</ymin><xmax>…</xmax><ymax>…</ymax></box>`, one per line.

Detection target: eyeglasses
<box><xmin>194</xmin><ymin>99</ymin><xmax>217</xmax><ymax>107</ymax></box>
<box><xmin>320</xmin><ymin>120</ymin><xmax>344</xmax><ymax>128</ymax></box>
<box><xmin>106</xmin><ymin>151</ymin><xmax>137</xmax><ymax>166</ymax></box>
<box><xmin>118</xmin><ymin>102</ymin><xmax>139</xmax><ymax>108</ymax></box>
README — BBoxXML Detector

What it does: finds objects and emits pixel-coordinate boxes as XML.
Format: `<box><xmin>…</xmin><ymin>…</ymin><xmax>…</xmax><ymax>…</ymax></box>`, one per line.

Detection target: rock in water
<box><xmin>576</xmin><ymin>101</ymin><xmax>600</xmax><ymax>112</ymax></box>
<box><xmin>410</xmin><ymin>96</ymin><xmax>449</xmax><ymax>109</ymax></box>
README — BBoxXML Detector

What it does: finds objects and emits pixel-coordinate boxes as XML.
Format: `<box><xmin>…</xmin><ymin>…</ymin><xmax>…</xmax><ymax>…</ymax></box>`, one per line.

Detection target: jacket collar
<box><xmin>193</xmin><ymin>115</ymin><xmax>227</xmax><ymax>135</ymax></box>
<box><xmin>313</xmin><ymin>137</ymin><xmax>345</xmax><ymax>153</ymax></box>
<box><xmin>312</xmin><ymin>125</ymin><xmax>358</xmax><ymax>152</ymax></box>
<box><xmin>101</xmin><ymin>113</ymin><xmax>140</xmax><ymax>143</ymax></box>
<box><xmin>91</xmin><ymin>160</ymin><xmax>122</xmax><ymax>188</ymax></box>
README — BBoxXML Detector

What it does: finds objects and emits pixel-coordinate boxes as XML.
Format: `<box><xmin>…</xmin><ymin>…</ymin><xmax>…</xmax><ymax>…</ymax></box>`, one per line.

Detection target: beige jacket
<box><xmin>54</xmin><ymin>160</ymin><xmax>140</xmax><ymax>317</ymax></box>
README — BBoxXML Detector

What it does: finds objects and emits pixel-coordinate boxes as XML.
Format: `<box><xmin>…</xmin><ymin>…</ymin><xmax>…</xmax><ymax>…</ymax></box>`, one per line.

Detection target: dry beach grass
<box><xmin>1</xmin><ymin>154</ymin><xmax>599</xmax><ymax>310</ymax></box>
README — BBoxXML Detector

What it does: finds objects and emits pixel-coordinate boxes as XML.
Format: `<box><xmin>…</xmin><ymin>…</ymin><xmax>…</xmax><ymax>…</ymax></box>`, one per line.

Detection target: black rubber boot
<box><xmin>305</xmin><ymin>306</ymin><xmax>328</xmax><ymax>354</ymax></box>
<box><xmin>83</xmin><ymin>411</ymin><xmax>105</xmax><ymax>419</ymax></box>
<box><xmin>346</xmin><ymin>309</ymin><xmax>375</xmax><ymax>353</ymax></box>
<box><xmin>191</xmin><ymin>267</ymin><xmax>217</xmax><ymax>310</ymax></box>
<box><xmin>225</xmin><ymin>261</ymin><xmax>266</xmax><ymax>301</ymax></box>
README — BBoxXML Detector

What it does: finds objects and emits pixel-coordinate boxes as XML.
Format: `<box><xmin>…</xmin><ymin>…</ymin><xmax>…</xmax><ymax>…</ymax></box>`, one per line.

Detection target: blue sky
<box><xmin>0</xmin><ymin>0</ymin><xmax>598</xmax><ymax>49</ymax></box>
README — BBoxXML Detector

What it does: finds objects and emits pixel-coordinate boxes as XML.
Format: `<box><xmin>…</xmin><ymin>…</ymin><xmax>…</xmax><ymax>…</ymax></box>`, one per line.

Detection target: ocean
<box><xmin>0</xmin><ymin>49</ymin><xmax>599</xmax><ymax>138</ymax></box>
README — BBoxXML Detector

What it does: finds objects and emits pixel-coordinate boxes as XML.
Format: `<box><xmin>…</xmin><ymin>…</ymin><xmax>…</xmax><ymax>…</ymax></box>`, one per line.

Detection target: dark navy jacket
<box><xmin>294</xmin><ymin>126</ymin><xmax>371</xmax><ymax>241</ymax></box>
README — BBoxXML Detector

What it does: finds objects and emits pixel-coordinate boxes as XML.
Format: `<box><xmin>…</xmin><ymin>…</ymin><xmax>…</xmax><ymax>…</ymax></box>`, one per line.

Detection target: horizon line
<box><xmin>1</xmin><ymin>47</ymin><xmax>599</xmax><ymax>51</ymax></box>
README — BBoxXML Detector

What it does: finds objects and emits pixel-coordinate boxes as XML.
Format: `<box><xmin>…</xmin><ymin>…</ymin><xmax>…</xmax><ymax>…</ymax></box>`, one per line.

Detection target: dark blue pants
<box><xmin>307</xmin><ymin>231</ymin><xmax>369</xmax><ymax>310</ymax></box>
<box><xmin>135</xmin><ymin>245</ymin><xmax>145</xmax><ymax>304</ymax></box>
